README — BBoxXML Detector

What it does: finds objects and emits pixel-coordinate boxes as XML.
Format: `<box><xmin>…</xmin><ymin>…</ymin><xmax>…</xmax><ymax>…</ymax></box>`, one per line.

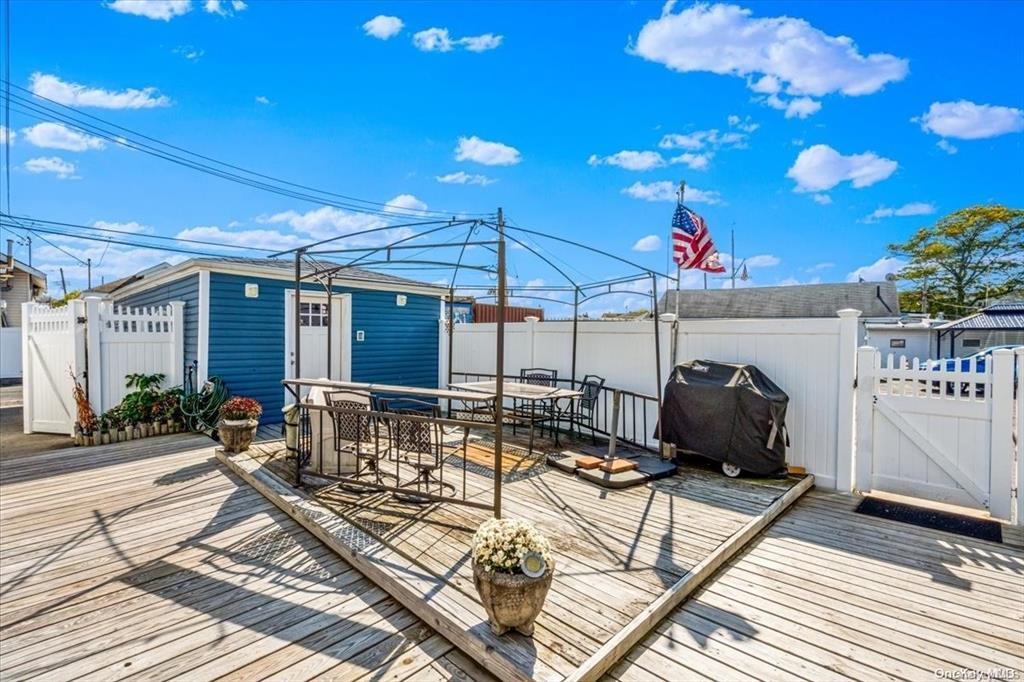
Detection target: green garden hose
<box><xmin>179</xmin><ymin>376</ymin><xmax>229</xmax><ymax>434</ymax></box>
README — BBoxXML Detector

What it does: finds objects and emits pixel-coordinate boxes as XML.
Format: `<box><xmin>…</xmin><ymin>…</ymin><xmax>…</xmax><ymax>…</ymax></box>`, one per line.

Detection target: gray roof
<box><xmin>114</xmin><ymin>256</ymin><xmax>444</xmax><ymax>294</ymax></box>
<box><xmin>937</xmin><ymin>301</ymin><xmax>1024</xmax><ymax>330</ymax></box>
<box><xmin>659</xmin><ymin>281</ymin><xmax>900</xmax><ymax>319</ymax></box>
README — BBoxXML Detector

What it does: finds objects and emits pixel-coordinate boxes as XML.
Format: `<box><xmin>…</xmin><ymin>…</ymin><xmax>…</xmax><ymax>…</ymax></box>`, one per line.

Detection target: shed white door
<box><xmin>284</xmin><ymin>291</ymin><xmax>351</xmax><ymax>402</ymax></box>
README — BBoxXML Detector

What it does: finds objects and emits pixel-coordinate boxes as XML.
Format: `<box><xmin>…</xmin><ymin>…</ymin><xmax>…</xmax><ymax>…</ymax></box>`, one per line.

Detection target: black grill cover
<box><xmin>659</xmin><ymin>360</ymin><xmax>789</xmax><ymax>475</ymax></box>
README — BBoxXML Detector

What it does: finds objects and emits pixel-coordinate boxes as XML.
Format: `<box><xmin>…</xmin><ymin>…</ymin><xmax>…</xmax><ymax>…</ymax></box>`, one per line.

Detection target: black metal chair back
<box><xmin>324</xmin><ymin>390</ymin><xmax>372</xmax><ymax>442</ymax></box>
<box><xmin>520</xmin><ymin>368</ymin><xmax>558</xmax><ymax>387</ymax></box>
<box><xmin>377</xmin><ymin>397</ymin><xmax>442</xmax><ymax>457</ymax></box>
<box><xmin>578</xmin><ymin>375</ymin><xmax>605</xmax><ymax>414</ymax></box>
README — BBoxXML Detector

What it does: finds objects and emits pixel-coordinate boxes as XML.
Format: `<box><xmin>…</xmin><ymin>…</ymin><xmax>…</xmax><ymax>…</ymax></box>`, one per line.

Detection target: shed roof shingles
<box><xmin>659</xmin><ymin>281</ymin><xmax>900</xmax><ymax>319</ymax></box>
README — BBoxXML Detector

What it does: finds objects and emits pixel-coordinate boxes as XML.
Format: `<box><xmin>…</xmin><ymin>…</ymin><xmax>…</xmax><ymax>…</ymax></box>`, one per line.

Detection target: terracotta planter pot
<box><xmin>472</xmin><ymin>562</ymin><xmax>554</xmax><ymax>636</ymax></box>
<box><xmin>219</xmin><ymin>419</ymin><xmax>258</xmax><ymax>453</ymax></box>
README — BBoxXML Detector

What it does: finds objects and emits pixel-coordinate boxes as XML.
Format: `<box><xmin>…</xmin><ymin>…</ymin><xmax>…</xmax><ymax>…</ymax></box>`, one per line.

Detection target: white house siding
<box><xmin>1</xmin><ymin>271</ymin><xmax>34</xmax><ymax>327</ymax></box>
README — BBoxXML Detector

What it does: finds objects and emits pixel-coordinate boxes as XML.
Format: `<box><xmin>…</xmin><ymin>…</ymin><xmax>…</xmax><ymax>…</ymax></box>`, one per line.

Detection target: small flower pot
<box><xmin>151</xmin><ymin>421</ymin><xmax>162</xmax><ymax>436</ymax></box>
<box><xmin>91</xmin><ymin>433</ymin><xmax>102</xmax><ymax>446</ymax></box>
<box><xmin>219</xmin><ymin>418</ymin><xmax>258</xmax><ymax>453</ymax></box>
<box><xmin>117</xmin><ymin>429</ymin><xmax>126</xmax><ymax>443</ymax></box>
<box><xmin>101</xmin><ymin>431</ymin><xmax>110</xmax><ymax>445</ymax></box>
<box><xmin>472</xmin><ymin>562</ymin><xmax>554</xmax><ymax>636</ymax></box>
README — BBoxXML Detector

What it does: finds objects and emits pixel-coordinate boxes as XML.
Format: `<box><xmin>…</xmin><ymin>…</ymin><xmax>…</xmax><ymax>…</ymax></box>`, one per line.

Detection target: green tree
<box><xmin>889</xmin><ymin>204</ymin><xmax>1024</xmax><ymax>317</ymax></box>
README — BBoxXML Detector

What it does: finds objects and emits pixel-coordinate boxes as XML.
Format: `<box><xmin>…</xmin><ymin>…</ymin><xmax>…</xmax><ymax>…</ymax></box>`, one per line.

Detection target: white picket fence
<box><xmin>22</xmin><ymin>297</ymin><xmax>185</xmax><ymax>434</ymax></box>
<box><xmin>450</xmin><ymin>310</ymin><xmax>861</xmax><ymax>489</ymax></box>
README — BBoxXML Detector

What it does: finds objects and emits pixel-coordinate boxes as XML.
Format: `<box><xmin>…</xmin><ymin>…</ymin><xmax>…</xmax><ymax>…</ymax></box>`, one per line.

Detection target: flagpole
<box><xmin>674</xmin><ymin>180</ymin><xmax>684</xmax><ymax>320</ymax></box>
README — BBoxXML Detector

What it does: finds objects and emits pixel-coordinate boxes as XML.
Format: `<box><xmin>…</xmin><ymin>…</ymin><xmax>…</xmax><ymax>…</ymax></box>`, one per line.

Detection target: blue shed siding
<box><xmin>206</xmin><ymin>272</ymin><xmax>440</xmax><ymax>423</ymax></box>
<box><xmin>115</xmin><ymin>274</ymin><xmax>200</xmax><ymax>388</ymax></box>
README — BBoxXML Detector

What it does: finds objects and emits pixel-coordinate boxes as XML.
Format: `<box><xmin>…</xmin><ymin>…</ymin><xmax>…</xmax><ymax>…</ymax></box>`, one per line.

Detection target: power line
<box><xmin>3</xmin><ymin>81</ymin><xmax>494</xmax><ymax>221</ymax></box>
<box><xmin>2</xmin><ymin>216</ymin><xmax>88</xmax><ymax>266</ymax></box>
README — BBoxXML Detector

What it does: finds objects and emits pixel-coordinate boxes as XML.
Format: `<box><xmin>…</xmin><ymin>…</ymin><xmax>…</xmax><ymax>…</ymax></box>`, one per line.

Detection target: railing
<box><xmin>450</xmin><ymin>371</ymin><xmax>660</xmax><ymax>453</ymax></box>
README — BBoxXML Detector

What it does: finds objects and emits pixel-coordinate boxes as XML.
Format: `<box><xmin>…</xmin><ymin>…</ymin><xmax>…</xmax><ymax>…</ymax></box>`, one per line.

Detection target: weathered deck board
<box><xmin>609</xmin><ymin>489</ymin><xmax>1024</xmax><ymax>681</ymax></box>
<box><xmin>0</xmin><ymin>436</ymin><xmax>480</xmax><ymax>681</ymax></box>
<box><xmin>231</xmin><ymin>433</ymin><xmax>809</xmax><ymax>682</ymax></box>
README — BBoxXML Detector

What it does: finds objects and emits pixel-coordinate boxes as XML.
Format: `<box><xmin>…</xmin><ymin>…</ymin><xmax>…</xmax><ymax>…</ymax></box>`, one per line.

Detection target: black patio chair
<box><xmin>377</xmin><ymin>397</ymin><xmax>456</xmax><ymax>502</ymax></box>
<box><xmin>554</xmin><ymin>374</ymin><xmax>605</xmax><ymax>445</ymax></box>
<box><xmin>512</xmin><ymin>368</ymin><xmax>558</xmax><ymax>450</ymax></box>
<box><xmin>323</xmin><ymin>390</ymin><xmax>386</xmax><ymax>489</ymax></box>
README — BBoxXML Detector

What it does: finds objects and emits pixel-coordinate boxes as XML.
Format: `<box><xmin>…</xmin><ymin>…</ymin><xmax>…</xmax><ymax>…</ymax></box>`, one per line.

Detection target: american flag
<box><xmin>672</xmin><ymin>203</ymin><xmax>726</xmax><ymax>273</ymax></box>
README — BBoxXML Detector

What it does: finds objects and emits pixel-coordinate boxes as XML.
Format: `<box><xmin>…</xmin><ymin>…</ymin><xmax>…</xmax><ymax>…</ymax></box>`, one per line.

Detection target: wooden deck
<box><xmin>610</xmin><ymin>489</ymin><xmax>1024</xmax><ymax>681</ymax></box>
<box><xmin>226</xmin><ymin>433</ymin><xmax>811</xmax><ymax>682</ymax></box>
<box><xmin>0</xmin><ymin>434</ymin><xmax>491</xmax><ymax>681</ymax></box>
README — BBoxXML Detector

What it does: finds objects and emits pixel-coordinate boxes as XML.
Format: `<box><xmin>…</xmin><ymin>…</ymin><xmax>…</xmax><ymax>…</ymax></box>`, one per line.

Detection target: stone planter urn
<box><xmin>219</xmin><ymin>418</ymin><xmax>258</xmax><ymax>453</ymax></box>
<box><xmin>472</xmin><ymin>562</ymin><xmax>554</xmax><ymax>636</ymax></box>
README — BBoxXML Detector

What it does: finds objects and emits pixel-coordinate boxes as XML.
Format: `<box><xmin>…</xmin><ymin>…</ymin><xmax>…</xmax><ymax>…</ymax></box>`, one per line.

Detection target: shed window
<box><xmin>889</xmin><ymin>339</ymin><xmax>906</xmax><ymax>348</ymax></box>
<box><xmin>299</xmin><ymin>302</ymin><xmax>329</xmax><ymax>327</ymax></box>
<box><xmin>962</xmin><ymin>338</ymin><xmax>981</xmax><ymax>349</ymax></box>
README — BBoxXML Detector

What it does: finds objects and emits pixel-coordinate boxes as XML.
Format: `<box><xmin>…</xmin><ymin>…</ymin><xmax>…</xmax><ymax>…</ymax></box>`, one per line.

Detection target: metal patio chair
<box><xmin>512</xmin><ymin>368</ymin><xmax>558</xmax><ymax>452</ymax></box>
<box><xmin>377</xmin><ymin>397</ymin><xmax>457</xmax><ymax>502</ymax></box>
<box><xmin>323</xmin><ymin>390</ymin><xmax>386</xmax><ymax>489</ymax></box>
<box><xmin>553</xmin><ymin>374</ymin><xmax>605</xmax><ymax>445</ymax></box>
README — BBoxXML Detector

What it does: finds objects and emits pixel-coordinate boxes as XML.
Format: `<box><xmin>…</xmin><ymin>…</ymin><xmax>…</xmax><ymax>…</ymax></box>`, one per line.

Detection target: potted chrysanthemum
<box><xmin>218</xmin><ymin>396</ymin><xmax>262</xmax><ymax>453</ymax></box>
<box><xmin>471</xmin><ymin>518</ymin><xmax>554</xmax><ymax>636</ymax></box>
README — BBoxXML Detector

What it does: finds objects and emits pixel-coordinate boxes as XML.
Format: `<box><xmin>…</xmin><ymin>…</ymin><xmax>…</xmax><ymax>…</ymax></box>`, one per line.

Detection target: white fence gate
<box><xmin>1</xmin><ymin>327</ymin><xmax>22</xmax><ymax>378</ymax></box>
<box><xmin>854</xmin><ymin>347</ymin><xmax>1016</xmax><ymax>520</ymax></box>
<box><xmin>22</xmin><ymin>297</ymin><xmax>185</xmax><ymax>435</ymax></box>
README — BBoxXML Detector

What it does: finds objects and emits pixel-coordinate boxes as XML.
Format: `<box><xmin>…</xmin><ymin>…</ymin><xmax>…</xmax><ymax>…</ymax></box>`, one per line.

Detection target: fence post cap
<box><xmin>836</xmin><ymin>308</ymin><xmax>862</xmax><ymax>318</ymax></box>
<box><xmin>659</xmin><ymin>313</ymin><xmax>677</xmax><ymax>322</ymax></box>
<box><xmin>524</xmin><ymin>315</ymin><xmax>540</xmax><ymax>323</ymax></box>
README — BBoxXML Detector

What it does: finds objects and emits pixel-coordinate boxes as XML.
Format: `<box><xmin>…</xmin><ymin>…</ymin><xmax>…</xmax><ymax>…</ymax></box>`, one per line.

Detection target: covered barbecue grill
<box><xmin>659</xmin><ymin>360</ymin><xmax>789</xmax><ymax>477</ymax></box>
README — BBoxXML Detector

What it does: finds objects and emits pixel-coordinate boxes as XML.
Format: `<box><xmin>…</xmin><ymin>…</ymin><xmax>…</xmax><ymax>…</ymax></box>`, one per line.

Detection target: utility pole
<box><xmin>26</xmin><ymin>236</ymin><xmax>31</xmax><ymax>266</ymax></box>
<box><xmin>87</xmin><ymin>258</ymin><xmax>92</xmax><ymax>290</ymax></box>
<box><xmin>59</xmin><ymin>267</ymin><xmax>67</xmax><ymax>297</ymax></box>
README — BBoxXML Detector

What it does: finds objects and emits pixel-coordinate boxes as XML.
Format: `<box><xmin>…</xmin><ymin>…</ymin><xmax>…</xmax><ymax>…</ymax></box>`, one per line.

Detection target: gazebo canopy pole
<box><xmin>651</xmin><ymin>273</ymin><xmax>664</xmax><ymax>459</ymax></box>
<box><xmin>493</xmin><ymin>207</ymin><xmax>506</xmax><ymax>519</ymax></box>
<box><xmin>326</xmin><ymin>276</ymin><xmax>333</xmax><ymax>379</ymax></box>
<box><xmin>447</xmin><ymin>286</ymin><xmax>455</xmax><ymax>417</ymax></box>
<box><xmin>294</xmin><ymin>249</ymin><xmax>304</xmax><ymax>487</ymax></box>
<box><xmin>571</xmin><ymin>288</ymin><xmax>580</xmax><ymax>388</ymax></box>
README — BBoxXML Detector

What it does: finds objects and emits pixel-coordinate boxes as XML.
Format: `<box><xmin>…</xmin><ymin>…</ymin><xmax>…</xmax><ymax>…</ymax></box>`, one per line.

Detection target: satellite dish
<box><xmin>884</xmin><ymin>273</ymin><xmax>898</xmax><ymax>282</ymax></box>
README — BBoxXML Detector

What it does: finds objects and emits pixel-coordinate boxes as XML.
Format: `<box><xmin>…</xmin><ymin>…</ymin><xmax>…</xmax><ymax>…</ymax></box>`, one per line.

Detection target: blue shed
<box><xmin>110</xmin><ymin>257</ymin><xmax>445</xmax><ymax>423</ymax></box>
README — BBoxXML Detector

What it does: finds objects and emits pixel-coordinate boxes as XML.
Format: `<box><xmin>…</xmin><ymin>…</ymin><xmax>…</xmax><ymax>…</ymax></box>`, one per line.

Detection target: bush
<box><xmin>219</xmin><ymin>396</ymin><xmax>262</xmax><ymax>421</ymax></box>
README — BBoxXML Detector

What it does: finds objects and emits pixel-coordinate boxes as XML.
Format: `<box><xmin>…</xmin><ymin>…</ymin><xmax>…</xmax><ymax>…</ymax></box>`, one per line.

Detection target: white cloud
<box><xmin>863</xmin><ymin>202</ymin><xmax>936</xmax><ymax>223</ymax></box>
<box><xmin>258</xmin><ymin>194</ymin><xmax>428</xmax><ymax>246</ymax></box>
<box><xmin>784</xmin><ymin>97</ymin><xmax>821</xmax><ymax>119</ymax></box>
<box><xmin>632</xmin><ymin>235</ymin><xmax>662</xmax><ymax>252</ymax></box>
<box><xmin>455</xmin><ymin>136</ymin><xmax>521</xmax><ymax>166</ymax></box>
<box><xmin>622</xmin><ymin>181</ymin><xmax>722</xmax><ymax>204</ymax></box>
<box><xmin>916</xmin><ymin>100</ymin><xmax>1024</xmax><ymax>140</ymax></box>
<box><xmin>23</xmin><ymin>122</ymin><xmax>106</xmax><ymax>152</ymax></box>
<box><xmin>669</xmin><ymin>152</ymin><xmax>711</xmax><ymax>170</ymax></box>
<box><xmin>0</xmin><ymin>126</ymin><xmax>14</xmax><ymax>145</ymax></box>
<box><xmin>744</xmin><ymin>254</ymin><xmax>780</xmax><ymax>268</ymax></box>
<box><xmin>936</xmin><ymin>139</ymin><xmax>958</xmax><ymax>155</ymax></box>
<box><xmin>806</xmin><ymin>262</ymin><xmax>834</xmax><ymax>272</ymax></box>
<box><xmin>363</xmin><ymin>15</ymin><xmax>404</xmax><ymax>40</ymax></box>
<box><xmin>630</xmin><ymin>3</ymin><xmax>907</xmax><ymax>116</ymax></box>
<box><xmin>727</xmin><ymin>114</ymin><xmax>759</xmax><ymax>133</ymax></box>
<box><xmin>413</xmin><ymin>27</ymin><xmax>503</xmax><ymax>52</ymax></box>
<box><xmin>173</xmin><ymin>45</ymin><xmax>204</xmax><ymax>60</ymax></box>
<box><xmin>846</xmin><ymin>256</ymin><xmax>905</xmax><ymax>282</ymax></box>
<box><xmin>786</xmin><ymin>144</ymin><xmax>897</xmax><ymax>192</ymax></box>
<box><xmin>106</xmin><ymin>0</ymin><xmax>192</xmax><ymax>21</ymax></box>
<box><xmin>30</xmin><ymin>73</ymin><xmax>171</xmax><ymax>110</ymax></box>
<box><xmin>34</xmin><ymin>232</ymin><xmax>187</xmax><ymax>291</ymax></box>
<box><xmin>436</xmin><ymin>171</ymin><xmax>496</xmax><ymax>186</ymax></box>
<box><xmin>204</xmin><ymin>0</ymin><xmax>246</xmax><ymax>16</ymax></box>
<box><xmin>413</xmin><ymin>28</ymin><xmax>455</xmax><ymax>52</ymax></box>
<box><xmin>93</xmin><ymin>220</ymin><xmax>154</xmax><ymax>235</ymax></box>
<box><xmin>177</xmin><ymin>225</ymin><xmax>302</xmax><ymax>251</ymax></box>
<box><xmin>255</xmin><ymin>95</ymin><xmax>272</xmax><ymax>105</ymax></box>
<box><xmin>588</xmin><ymin>150</ymin><xmax>665</xmax><ymax>171</ymax></box>
<box><xmin>812</xmin><ymin>194</ymin><xmax>832</xmax><ymax>205</ymax></box>
<box><xmin>460</xmin><ymin>33</ymin><xmax>503</xmax><ymax>52</ymax></box>
<box><xmin>24</xmin><ymin>156</ymin><xmax>78</xmax><ymax>180</ymax></box>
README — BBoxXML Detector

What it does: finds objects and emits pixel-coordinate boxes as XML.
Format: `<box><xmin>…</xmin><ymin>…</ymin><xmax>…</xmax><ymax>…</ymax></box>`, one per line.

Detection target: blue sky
<box><xmin>3</xmin><ymin>0</ymin><xmax>1023</xmax><ymax>313</ymax></box>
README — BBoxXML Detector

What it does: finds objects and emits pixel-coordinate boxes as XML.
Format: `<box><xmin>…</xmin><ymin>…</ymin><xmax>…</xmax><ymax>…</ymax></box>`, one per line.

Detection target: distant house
<box><xmin>934</xmin><ymin>301</ymin><xmax>1024</xmax><ymax>357</ymax></box>
<box><xmin>110</xmin><ymin>257</ymin><xmax>445</xmax><ymax>423</ymax></box>
<box><xmin>659</xmin><ymin>281</ymin><xmax>901</xmax><ymax>345</ymax></box>
<box><xmin>0</xmin><ymin>259</ymin><xmax>47</xmax><ymax>328</ymax></box>
<box><xmin>863</xmin><ymin>315</ymin><xmax>939</xmax><ymax>361</ymax></box>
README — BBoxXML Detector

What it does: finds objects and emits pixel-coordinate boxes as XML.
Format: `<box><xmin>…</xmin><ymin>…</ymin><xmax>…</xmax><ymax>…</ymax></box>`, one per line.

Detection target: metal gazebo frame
<box><xmin>272</xmin><ymin>208</ymin><xmax>674</xmax><ymax>517</ymax></box>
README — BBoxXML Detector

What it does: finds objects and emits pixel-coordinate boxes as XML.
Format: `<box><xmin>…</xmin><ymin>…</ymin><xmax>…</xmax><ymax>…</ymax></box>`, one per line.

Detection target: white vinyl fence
<box><xmin>450</xmin><ymin>310</ymin><xmax>861</xmax><ymax>489</ymax></box>
<box><xmin>22</xmin><ymin>297</ymin><xmax>184</xmax><ymax>434</ymax></box>
<box><xmin>854</xmin><ymin>347</ymin><xmax>1017</xmax><ymax>521</ymax></box>
<box><xmin>1</xmin><ymin>327</ymin><xmax>22</xmax><ymax>378</ymax></box>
